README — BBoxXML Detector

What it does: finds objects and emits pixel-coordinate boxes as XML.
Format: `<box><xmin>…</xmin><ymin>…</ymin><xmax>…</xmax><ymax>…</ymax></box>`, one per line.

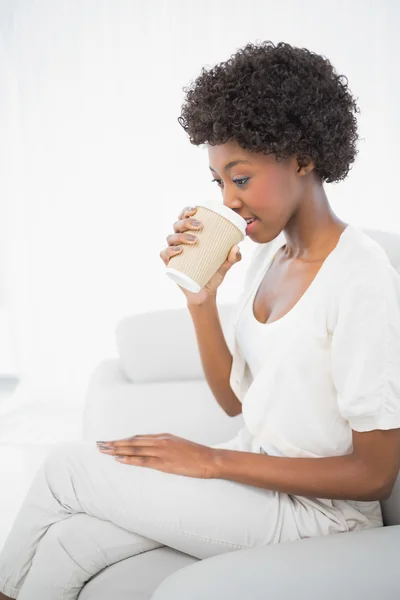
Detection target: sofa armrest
<box><xmin>151</xmin><ymin>526</ymin><xmax>400</xmax><ymax>600</ymax></box>
<box><xmin>115</xmin><ymin>303</ymin><xmax>236</xmax><ymax>384</ymax></box>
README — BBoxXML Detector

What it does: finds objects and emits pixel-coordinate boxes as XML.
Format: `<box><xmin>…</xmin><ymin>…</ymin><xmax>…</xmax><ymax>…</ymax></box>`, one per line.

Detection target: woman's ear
<box><xmin>296</xmin><ymin>155</ymin><xmax>315</xmax><ymax>175</ymax></box>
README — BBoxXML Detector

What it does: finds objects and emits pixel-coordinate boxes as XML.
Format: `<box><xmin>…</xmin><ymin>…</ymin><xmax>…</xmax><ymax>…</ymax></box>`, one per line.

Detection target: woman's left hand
<box><xmin>96</xmin><ymin>433</ymin><xmax>219</xmax><ymax>479</ymax></box>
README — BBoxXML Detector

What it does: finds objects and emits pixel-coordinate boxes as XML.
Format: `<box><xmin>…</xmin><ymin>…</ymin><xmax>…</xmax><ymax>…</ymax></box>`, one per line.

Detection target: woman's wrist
<box><xmin>187</xmin><ymin>294</ymin><xmax>217</xmax><ymax>310</ymax></box>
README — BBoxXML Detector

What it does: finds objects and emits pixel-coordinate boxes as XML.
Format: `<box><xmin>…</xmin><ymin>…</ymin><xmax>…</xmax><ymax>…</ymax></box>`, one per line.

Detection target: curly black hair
<box><xmin>177</xmin><ymin>41</ymin><xmax>360</xmax><ymax>183</ymax></box>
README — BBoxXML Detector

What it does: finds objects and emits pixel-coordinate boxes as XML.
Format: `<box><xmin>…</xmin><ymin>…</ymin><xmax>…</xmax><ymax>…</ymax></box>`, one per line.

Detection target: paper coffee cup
<box><xmin>165</xmin><ymin>200</ymin><xmax>247</xmax><ymax>293</ymax></box>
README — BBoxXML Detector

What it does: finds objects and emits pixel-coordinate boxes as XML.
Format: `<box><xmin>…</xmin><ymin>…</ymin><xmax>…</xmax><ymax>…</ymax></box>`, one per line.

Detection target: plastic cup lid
<box><xmin>165</xmin><ymin>268</ymin><xmax>201</xmax><ymax>293</ymax></box>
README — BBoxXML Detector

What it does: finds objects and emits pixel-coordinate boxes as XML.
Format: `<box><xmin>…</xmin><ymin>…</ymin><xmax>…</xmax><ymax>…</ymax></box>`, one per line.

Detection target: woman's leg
<box><xmin>0</xmin><ymin>431</ymin><xmax>253</xmax><ymax>599</ymax></box>
<box><xmin>0</xmin><ymin>436</ymin><xmax>348</xmax><ymax>600</ymax></box>
<box><xmin>18</xmin><ymin>514</ymin><xmax>163</xmax><ymax>600</ymax></box>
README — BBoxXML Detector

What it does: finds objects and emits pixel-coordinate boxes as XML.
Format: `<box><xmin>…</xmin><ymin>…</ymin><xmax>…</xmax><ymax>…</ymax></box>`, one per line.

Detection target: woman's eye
<box><xmin>211</xmin><ymin>178</ymin><xmax>249</xmax><ymax>188</ymax></box>
<box><xmin>211</xmin><ymin>178</ymin><xmax>223</xmax><ymax>187</ymax></box>
<box><xmin>233</xmin><ymin>178</ymin><xmax>250</xmax><ymax>187</ymax></box>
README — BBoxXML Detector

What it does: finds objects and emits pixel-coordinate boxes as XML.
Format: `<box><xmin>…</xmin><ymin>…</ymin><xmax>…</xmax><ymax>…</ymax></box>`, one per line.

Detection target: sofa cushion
<box><xmin>82</xmin><ymin>359</ymin><xmax>243</xmax><ymax>446</ymax></box>
<box><xmin>79</xmin><ymin>546</ymin><xmax>197</xmax><ymax>600</ymax></box>
<box><xmin>115</xmin><ymin>303</ymin><xmax>236</xmax><ymax>384</ymax></box>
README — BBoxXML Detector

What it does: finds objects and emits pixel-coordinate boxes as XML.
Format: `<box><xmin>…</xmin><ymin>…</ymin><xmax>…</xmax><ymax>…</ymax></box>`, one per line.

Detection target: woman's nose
<box><xmin>222</xmin><ymin>192</ymin><xmax>242</xmax><ymax>212</ymax></box>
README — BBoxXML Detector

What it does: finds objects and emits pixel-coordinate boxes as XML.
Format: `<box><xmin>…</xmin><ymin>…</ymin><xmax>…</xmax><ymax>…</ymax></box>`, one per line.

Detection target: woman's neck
<box><xmin>283</xmin><ymin>183</ymin><xmax>347</xmax><ymax>261</ymax></box>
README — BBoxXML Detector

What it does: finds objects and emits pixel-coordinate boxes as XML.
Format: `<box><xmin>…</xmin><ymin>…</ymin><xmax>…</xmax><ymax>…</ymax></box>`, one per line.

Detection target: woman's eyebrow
<box><xmin>209</xmin><ymin>159</ymin><xmax>251</xmax><ymax>174</ymax></box>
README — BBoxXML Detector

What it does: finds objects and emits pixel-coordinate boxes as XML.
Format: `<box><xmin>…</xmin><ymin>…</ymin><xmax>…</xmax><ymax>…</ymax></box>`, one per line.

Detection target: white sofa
<box><xmin>80</xmin><ymin>229</ymin><xmax>400</xmax><ymax>600</ymax></box>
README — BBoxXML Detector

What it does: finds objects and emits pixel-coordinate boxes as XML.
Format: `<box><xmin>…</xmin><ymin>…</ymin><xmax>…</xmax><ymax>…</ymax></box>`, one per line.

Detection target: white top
<box><xmin>235</xmin><ymin>248</ymin><xmax>285</xmax><ymax>457</ymax></box>
<box><xmin>230</xmin><ymin>225</ymin><xmax>400</xmax><ymax>459</ymax></box>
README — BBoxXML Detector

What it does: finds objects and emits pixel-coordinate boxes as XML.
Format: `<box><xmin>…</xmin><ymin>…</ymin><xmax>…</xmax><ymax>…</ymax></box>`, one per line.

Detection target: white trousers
<box><xmin>0</xmin><ymin>425</ymin><xmax>381</xmax><ymax>599</ymax></box>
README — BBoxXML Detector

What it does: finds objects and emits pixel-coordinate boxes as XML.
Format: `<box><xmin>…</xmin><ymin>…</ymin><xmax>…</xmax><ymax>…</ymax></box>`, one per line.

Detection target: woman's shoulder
<box><xmin>324</xmin><ymin>227</ymin><xmax>400</xmax><ymax>337</ymax></box>
<box><xmin>333</xmin><ymin>225</ymin><xmax>400</xmax><ymax>287</ymax></box>
<box><xmin>327</xmin><ymin>225</ymin><xmax>400</xmax><ymax>328</ymax></box>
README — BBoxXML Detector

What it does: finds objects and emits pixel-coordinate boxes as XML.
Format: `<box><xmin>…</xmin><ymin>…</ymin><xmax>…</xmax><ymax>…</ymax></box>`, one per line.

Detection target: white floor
<box><xmin>0</xmin><ymin>386</ymin><xmax>85</xmax><ymax>551</ymax></box>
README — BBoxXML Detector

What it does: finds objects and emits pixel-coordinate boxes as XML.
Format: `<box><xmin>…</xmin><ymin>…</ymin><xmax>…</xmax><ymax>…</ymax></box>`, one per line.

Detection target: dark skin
<box><xmin>95</xmin><ymin>140</ymin><xmax>400</xmax><ymax>504</ymax></box>
<box><xmin>207</xmin><ymin>140</ymin><xmax>349</xmax><ymax>325</ymax></box>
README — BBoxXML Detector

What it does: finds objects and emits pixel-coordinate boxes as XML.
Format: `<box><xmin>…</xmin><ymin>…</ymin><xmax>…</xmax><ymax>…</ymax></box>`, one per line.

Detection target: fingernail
<box><xmin>96</xmin><ymin>441</ymin><xmax>106</xmax><ymax>444</ymax></box>
<box><xmin>187</xmin><ymin>206</ymin><xmax>196</xmax><ymax>211</ymax></box>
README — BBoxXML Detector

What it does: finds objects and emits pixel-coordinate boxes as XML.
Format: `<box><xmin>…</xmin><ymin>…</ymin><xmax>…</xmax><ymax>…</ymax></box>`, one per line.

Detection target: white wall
<box><xmin>0</xmin><ymin>0</ymin><xmax>399</xmax><ymax>405</ymax></box>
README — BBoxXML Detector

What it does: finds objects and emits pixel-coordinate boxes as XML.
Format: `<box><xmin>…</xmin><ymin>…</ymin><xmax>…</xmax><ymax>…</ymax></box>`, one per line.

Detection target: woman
<box><xmin>1</xmin><ymin>40</ymin><xmax>400</xmax><ymax>600</ymax></box>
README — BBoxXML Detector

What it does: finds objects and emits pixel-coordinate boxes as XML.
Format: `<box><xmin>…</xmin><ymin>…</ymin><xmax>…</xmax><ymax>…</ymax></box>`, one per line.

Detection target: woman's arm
<box><xmin>212</xmin><ymin>428</ymin><xmax>400</xmax><ymax>501</ymax></box>
<box><xmin>188</xmin><ymin>297</ymin><xmax>242</xmax><ymax>417</ymax></box>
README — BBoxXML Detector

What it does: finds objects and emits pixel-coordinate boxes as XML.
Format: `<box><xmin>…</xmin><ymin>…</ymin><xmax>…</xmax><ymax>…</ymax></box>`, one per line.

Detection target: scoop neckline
<box><xmin>251</xmin><ymin>224</ymin><xmax>351</xmax><ymax>329</ymax></box>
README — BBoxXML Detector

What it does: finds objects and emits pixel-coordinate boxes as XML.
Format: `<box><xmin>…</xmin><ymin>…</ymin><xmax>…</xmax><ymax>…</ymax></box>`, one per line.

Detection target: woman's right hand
<box><xmin>160</xmin><ymin>206</ymin><xmax>242</xmax><ymax>306</ymax></box>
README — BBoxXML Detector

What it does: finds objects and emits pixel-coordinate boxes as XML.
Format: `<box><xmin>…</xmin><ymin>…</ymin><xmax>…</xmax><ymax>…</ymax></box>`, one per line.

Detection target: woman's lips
<box><xmin>245</xmin><ymin>218</ymin><xmax>259</xmax><ymax>235</ymax></box>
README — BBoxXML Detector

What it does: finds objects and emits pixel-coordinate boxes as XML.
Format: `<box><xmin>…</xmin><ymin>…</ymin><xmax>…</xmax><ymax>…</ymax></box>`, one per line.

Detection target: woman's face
<box><xmin>207</xmin><ymin>140</ymin><xmax>311</xmax><ymax>243</ymax></box>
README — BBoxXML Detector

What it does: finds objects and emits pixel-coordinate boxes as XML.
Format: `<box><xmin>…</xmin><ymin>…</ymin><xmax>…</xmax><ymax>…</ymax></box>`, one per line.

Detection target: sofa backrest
<box><xmin>363</xmin><ymin>229</ymin><xmax>400</xmax><ymax>526</ymax></box>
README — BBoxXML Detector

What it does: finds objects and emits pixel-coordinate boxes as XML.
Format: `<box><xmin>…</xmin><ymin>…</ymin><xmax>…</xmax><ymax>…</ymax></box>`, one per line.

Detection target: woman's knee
<box><xmin>34</xmin><ymin>515</ymin><xmax>103</xmax><ymax>577</ymax></box>
<box><xmin>33</xmin><ymin>514</ymin><xmax>154</xmax><ymax>576</ymax></box>
<box><xmin>39</xmin><ymin>443</ymin><xmax>88</xmax><ymax>513</ymax></box>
